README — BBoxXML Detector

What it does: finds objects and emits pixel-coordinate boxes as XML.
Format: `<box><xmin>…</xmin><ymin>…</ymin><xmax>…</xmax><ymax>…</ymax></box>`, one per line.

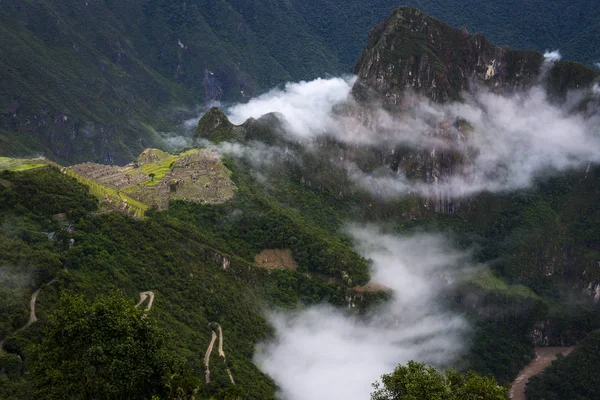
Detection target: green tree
<box><xmin>149</xmin><ymin>173</ymin><xmax>156</xmax><ymax>182</ymax></box>
<box><xmin>371</xmin><ymin>361</ymin><xmax>507</xmax><ymax>400</ymax></box>
<box><xmin>28</xmin><ymin>292</ymin><xmax>173</xmax><ymax>400</ymax></box>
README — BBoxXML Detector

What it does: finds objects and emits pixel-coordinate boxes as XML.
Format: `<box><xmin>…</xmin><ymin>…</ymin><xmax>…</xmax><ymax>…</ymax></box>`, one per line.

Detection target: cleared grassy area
<box><xmin>133</xmin><ymin>149</ymin><xmax>200</xmax><ymax>187</ymax></box>
<box><xmin>469</xmin><ymin>270</ymin><xmax>542</xmax><ymax>301</ymax></box>
<box><xmin>0</xmin><ymin>157</ymin><xmax>50</xmax><ymax>172</ymax></box>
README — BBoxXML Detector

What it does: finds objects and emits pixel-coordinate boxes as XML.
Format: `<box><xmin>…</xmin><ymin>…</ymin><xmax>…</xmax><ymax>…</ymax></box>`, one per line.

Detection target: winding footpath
<box><xmin>2</xmin><ymin>288</ymin><xmax>237</xmax><ymax>388</ymax></box>
<box><xmin>0</xmin><ymin>287</ymin><xmax>42</xmax><ymax>354</ymax></box>
<box><xmin>203</xmin><ymin>323</ymin><xmax>235</xmax><ymax>385</ymax></box>
<box><xmin>204</xmin><ymin>331</ymin><xmax>218</xmax><ymax>383</ymax></box>
<box><xmin>509</xmin><ymin>347</ymin><xmax>574</xmax><ymax>400</ymax></box>
<box><xmin>135</xmin><ymin>291</ymin><xmax>155</xmax><ymax>312</ymax></box>
<box><xmin>1</xmin><ymin>289</ymin><xmax>155</xmax><ymax>354</ymax></box>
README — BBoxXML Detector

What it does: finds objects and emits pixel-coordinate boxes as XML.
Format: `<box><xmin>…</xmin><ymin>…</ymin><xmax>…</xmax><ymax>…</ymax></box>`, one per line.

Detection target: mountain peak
<box><xmin>352</xmin><ymin>7</ymin><xmax>546</xmax><ymax>107</ymax></box>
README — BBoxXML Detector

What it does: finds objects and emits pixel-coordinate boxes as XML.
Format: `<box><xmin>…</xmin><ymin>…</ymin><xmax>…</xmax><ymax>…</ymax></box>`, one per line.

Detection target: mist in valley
<box><xmin>192</xmin><ymin>65</ymin><xmax>600</xmax><ymax>398</ymax></box>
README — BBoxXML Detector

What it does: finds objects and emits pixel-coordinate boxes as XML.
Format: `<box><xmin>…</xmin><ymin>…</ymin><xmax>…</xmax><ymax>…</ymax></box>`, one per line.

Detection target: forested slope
<box><xmin>2</xmin><ymin>0</ymin><xmax>599</xmax><ymax>163</ymax></box>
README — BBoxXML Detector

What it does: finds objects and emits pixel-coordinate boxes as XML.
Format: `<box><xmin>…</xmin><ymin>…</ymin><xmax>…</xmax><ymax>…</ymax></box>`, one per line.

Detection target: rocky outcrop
<box><xmin>351</xmin><ymin>7</ymin><xmax>597</xmax><ymax>108</ymax></box>
<box><xmin>195</xmin><ymin>108</ymin><xmax>285</xmax><ymax>144</ymax></box>
<box><xmin>348</xmin><ymin>7</ymin><xmax>599</xmax><ymax>213</ymax></box>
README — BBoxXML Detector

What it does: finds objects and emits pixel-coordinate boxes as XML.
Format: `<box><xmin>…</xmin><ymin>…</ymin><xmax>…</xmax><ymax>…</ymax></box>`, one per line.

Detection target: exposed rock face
<box><xmin>195</xmin><ymin>107</ymin><xmax>286</xmax><ymax>144</ymax></box>
<box><xmin>352</xmin><ymin>7</ymin><xmax>545</xmax><ymax>108</ymax></box>
<box><xmin>347</xmin><ymin>7</ymin><xmax>599</xmax><ymax>214</ymax></box>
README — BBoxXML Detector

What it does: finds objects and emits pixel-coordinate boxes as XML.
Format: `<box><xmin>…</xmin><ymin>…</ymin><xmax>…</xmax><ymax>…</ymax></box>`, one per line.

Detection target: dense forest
<box><xmin>1</xmin><ymin>3</ymin><xmax>600</xmax><ymax>399</ymax></box>
<box><xmin>0</xmin><ymin>164</ymin><xmax>382</xmax><ymax>398</ymax></box>
<box><xmin>1</xmin><ymin>0</ymin><xmax>599</xmax><ymax>162</ymax></box>
<box><xmin>2</xmin><ymin>140</ymin><xmax>600</xmax><ymax>397</ymax></box>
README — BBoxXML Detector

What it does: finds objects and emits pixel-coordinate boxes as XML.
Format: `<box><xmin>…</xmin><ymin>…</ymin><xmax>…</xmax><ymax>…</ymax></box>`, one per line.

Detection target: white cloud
<box><xmin>226</xmin><ymin>77</ymin><xmax>356</xmax><ymax>138</ymax></box>
<box><xmin>217</xmin><ymin>77</ymin><xmax>600</xmax><ymax>199</ymax></box>
<box><xmin>255</xmin><ymin>228</ymin><xmax>471</xmax><ymax>400</ymax></box>
<box><xmin>543</xmin><ymin>50</ymin><xmax>562</xmax><ymax>62</ymax></box>
<box><xmin>356</xmin><ymin>87</ymin><xmax>600</xmax><ymax>198</ymax></box>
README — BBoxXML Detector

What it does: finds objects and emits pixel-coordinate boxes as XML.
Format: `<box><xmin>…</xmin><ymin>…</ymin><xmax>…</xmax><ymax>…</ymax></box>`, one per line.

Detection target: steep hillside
<box><xmin>352</xmin><ymin>7</ymin><xmax>599</xmax><ymax>106</ymax></box>
<box><xmin>1</xmin><ymin>0</ymin><xmax>598</xmax><ymax>163</ymax></box>
<box><xmin>192</xmin><ymin>7</ymin><xmax>600</xmax><ymax>384</ymax></box>
<box><xmin>0</xmin><ymin>164</ymin><xmax>385</xmax><ymax>398</ymax></box>
<box><xmin>0</xmin><ymin>5</ymin><xmax>599</xmax><ymax>399</ymax></box>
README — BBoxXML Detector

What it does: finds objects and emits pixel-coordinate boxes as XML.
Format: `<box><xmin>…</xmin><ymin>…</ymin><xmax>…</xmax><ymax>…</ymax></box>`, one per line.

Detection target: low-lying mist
<box><xmin>254</xmin><ymin>227</ymin><xmax>472</xmax><ymax>400</ymax></box>
<box><xmin>218</xmin><ymin>73</ymin><xmax>600</xmax><ymax>199</ymax></box>
<box><xmin>192</xmin><ymin>70</ymin><xmax>600</xmax><ymax>398</ymax></box>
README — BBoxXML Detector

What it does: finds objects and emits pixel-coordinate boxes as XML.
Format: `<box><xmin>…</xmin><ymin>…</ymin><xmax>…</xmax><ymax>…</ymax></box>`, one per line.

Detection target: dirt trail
<box><xmin>0</xmin><ymin>287</ymin><xmax>42</xmax><ymax>354</ymax></box>
<box><xmin>135</xmin><ymin>291</ymin><xmax>155</xmax><ymax>311</ymax></box>
<box><xmin>22</xmin><ymin>288</ymin><xmax>41</xmax><ymax>329</ymax></box>
<box><xmin>203</xmin><ymin>324</ymin><xmax>235</xmax><ymax>385</ymax></box>
<box><xmin>204</xmin><ymin>331</ymin><xmax>218</xmax><ymax>383</ymax></box>
<box><xmin>510</xmin><ymin>347</ymin><xmax>574</xmax><ymax>400</ymax></box>
<box><xmin>217</xmin><ymin>324</ymin><xmax>235</xmax><ymax>384</ymax></box>
<box><xmin>1</xmin><ymin>288</ymin><xmax>155</xmax><ymax>354</ymax></box>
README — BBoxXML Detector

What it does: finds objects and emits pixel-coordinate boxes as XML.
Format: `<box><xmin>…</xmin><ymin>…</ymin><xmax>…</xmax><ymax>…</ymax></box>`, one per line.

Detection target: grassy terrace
<box><xmin>0</xmin><ymin>156</ymin><xmax>149</xmax><ymax>218</ymax></box>
<box><xmin>0</xmin><ymin>157</ymin><xmax>50</xmax><ymax>172</ymax></box>
<box><xmin>63</xmin><ymin>169</ymin><xmax>149</xmax><ymax>218</ymax></box>
<box><xmin>1</xmin><ymin>148</ymin><xmax>227</xmax><ymax>219</ymax></box>
<box><xmin>127</xmin><ymin>149</ymin><xmax>199</xmax><ymax>187</ymax></box>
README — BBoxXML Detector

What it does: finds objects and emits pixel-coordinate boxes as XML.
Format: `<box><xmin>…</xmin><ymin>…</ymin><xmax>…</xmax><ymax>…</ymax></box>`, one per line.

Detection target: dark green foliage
<box><xmin>163</xmin><ymin>156</ymin><xmax>371</xmax><ymax>286</ymax></box>
<box><xmin>2</xmin><ymin>1</ymin><xmax>599</xmax><ymax>161</ymax></box>
<box><xmin>0</xmin><ymin>167</ymin><xmax>98</xmax><ymax>220</ymax></box>
<box><xmin>466</xmin><ymin>321</ymin><xmax>537</xmax><ymax>384</ymax></box>
<box><xmin>526</xmin><ymin>330</ymin><xmax>600</xmax><ymax>400</ymax></box>
<box><xmin>371</xmin><ymin>360</ymin><xmax>507</xmax><ymax>400</ymax></box>
<box><xmin>28</xmin><ymin>292</ymin><xmax>173</xmax><ymax>400</ymax></box>
<box><xmin>0</xmin><ymin>166</ymin><xmax>365</xmax><ymax>399</ymax></box>
<box><xmin>0</xmin><ymin>167</ymin><xmax>97</xmax><ymax>339</ymax></box>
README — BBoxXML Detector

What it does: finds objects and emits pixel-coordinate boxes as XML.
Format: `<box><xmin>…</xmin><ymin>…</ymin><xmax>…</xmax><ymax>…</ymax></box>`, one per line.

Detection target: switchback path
<box><xmin>203</xmin><ymin>323</ymin><xmax>235</xmax><ymax>385</ymax></box>
<box><xmin>135</xmin><ymin>291</ymin><xmax>155</xmax><ymax>311</ymax></box>
<box><xmin>0</xmin><ymin>287</ymin><xmax>42</xmax><ymax>354</ymax></box>
<box><xmin>509</xmin><ymin>347</ymin><xmax>574</xmax><ymax>400</ymax></box>
<box><xmin>204</xmin><ymin>331</ymin><xmax>218</xmax><ymax>383</ymax></box>
<box><xmin>1</xmin><ymin>288</ymin><xmax>155</xmax><ymax>354</ymax></box>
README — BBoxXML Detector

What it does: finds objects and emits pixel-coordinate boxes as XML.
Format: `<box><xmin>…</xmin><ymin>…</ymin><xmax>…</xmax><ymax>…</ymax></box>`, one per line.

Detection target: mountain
<box><xmin>1</xmin><ymin>5</ymin><xmax>600</xmax><ymax>400</ymax></box>
<box><xmin>1</xmin><ymin>0</ymin><xmax>599</xmax><ymax>164</ymax></box>
<box><xmin>352</xmin><ymin>7</ymin><xmax>599</xmax><ymax>105</ymax></box>
<box><xmin>195</xmin><ymin>6</ymin><xmax>600</xmax><ymax>385</ymax></box>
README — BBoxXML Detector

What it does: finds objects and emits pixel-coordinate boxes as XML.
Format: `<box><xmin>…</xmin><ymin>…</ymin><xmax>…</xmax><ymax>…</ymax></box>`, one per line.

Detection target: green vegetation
<box><xmin>63</xmin><ymin>169</ymin><xmax>149</xmax><ymax>218</ymax></box>
<box><xmin>526</xmin><ymin>330</ymin><xmax>600</xmax><ymax>400</ymax></box>
<box><xmin>28</xmin><ymin>292</ymin><xmax>176</xmax><ymax>400</ymax></box>
<box><xmin>2</xmin><ymin>1</ymin><xmax>599</xmax><ymax>162</ymax></box>
<box><xmin>371</xmin><ymin>361</ymin><xmax>507</xmax><ymax>400</ymax></box>
<box><xmin>1</xmin><ymin>131</ymin><xmax>599</xmax><ymax>397</ymax></box>
<box><xmin>0</xmin><ymin>157</ymin><xmax>52</xmax><ymax>172</ymax></box>
<box><xmin>163</xmin><ymin>156</ymin><xmax>370</xmax><ymax>286</ymax></box>
<box><xmin>0</xmin><ymin>166</ymin><xmax>366</xmax><ymax>399</ymax></box>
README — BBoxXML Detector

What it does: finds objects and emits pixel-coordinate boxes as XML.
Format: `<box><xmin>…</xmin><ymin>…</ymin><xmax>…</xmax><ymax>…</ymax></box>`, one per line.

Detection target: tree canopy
<box><xmin>28</xmin><ymin>292</ymin><xmax>174</xmax><ymax>400</ymax></box>
<box><xmin>371</xmin><ymin>361</ymin><xmax>507</xmax><ymax>400</ymax></box>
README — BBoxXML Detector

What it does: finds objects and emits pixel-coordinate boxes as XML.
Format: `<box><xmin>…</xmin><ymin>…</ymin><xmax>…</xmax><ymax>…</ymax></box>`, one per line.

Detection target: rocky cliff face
<box><xmin>353</xmin><ymin>7</ymin><xmax>545</xmax><ymax>107</ymax></box>
<box><xmin>195</xmin><ymin>107</ymin><xmax>287</xmax><ymax>145</ymax></box>
<box><xmin>347</xmin><ymin>7</ymin><xmax>599</xmax><ymax>214</ymax></box>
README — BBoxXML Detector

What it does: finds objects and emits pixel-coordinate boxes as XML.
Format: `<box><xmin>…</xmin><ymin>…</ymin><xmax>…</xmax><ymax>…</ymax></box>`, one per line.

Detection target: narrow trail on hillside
<box><xmin>135</xmin><ymin>291</ymin><xmax>155</xmax><ymax>311</ymax></box>
<box><xmin>0</xmin><ymin>286</ymin><xmax>43</xmax><ymax>354</ymax></box>
<box><xmin>217</xmin><ymin>324</ymin><xmax>236</xmax><ymax>385</ymax></box>
<box><xmin>204</xmin><ymin>331</ymin><xmax>218</xmax><ymax>383</ymax></box>
<box><xmin>203</xmin><ymin>323</ymin><xmax>235</xmax><ymax>385</ymax></box>
<box><xmin>509</xmin><ymin>347</ymin><xmax>574</xmax><ymax>400</ymax></box>
<box><xmin>1</xmin><ymin>289</ymin><xmax>156</xmax><ymax>354</ymax></box>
